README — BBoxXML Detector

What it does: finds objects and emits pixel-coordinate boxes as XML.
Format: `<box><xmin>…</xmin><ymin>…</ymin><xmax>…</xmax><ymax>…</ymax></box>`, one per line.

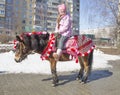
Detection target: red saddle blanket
<box><xmin>41</xmin><ymin>34</ymin><xmax>95</xmax><ymax>61</ymax></box>
<box><xmin>65</xmin><ymin>35</ymin><xmax>95</xmax><ymax>56</ymax></box>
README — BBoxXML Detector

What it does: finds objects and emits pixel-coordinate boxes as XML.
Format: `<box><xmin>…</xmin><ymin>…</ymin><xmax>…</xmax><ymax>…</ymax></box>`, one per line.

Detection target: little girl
<box><xmin>53</xmin><ymin>4</ymin><xmax>72</xmax><ymax>60</ymax></box>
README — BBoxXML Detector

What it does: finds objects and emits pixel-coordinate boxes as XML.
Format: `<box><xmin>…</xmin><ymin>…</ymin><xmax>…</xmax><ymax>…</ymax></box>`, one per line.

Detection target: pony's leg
<box><xmin>82</xmin><ymin>50</ymin><xmax>93</xmax><ymax>83</ymax></box>
<box><xmin>49</xmin><ymin>58</ymin><xmax>59</xmax><ymax>86</ymax></box>
<box><xmin>76</xmin><ymin>57</ymin><xmax>84</xmax><ymax>81</ymax></box>
<box><xmin>82</xmin><ymin>56</ymin><xmax>90</xmax><ymax>83</ymax></box>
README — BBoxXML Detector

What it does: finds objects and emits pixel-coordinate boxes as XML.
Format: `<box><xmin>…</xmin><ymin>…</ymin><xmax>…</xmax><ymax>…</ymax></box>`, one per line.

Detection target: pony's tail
<box><xmin>88</xmin><ymin>50</ymin><xmax>94</xmax><ymax>74</ymax></box>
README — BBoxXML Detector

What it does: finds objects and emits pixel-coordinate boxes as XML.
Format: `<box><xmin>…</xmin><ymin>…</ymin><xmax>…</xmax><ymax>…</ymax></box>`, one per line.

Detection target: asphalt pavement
<box><xmin>0</xmin><ymin>60</ymin><xmax>120</xmax><ymax>95</ymax></box>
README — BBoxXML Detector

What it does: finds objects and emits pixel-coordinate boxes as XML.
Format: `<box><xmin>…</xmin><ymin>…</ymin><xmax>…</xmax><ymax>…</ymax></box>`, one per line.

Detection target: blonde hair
<box><xmin>57</xmin><ymin>14</ymin><xmax>62</xmax><ymax>29</ymax></box>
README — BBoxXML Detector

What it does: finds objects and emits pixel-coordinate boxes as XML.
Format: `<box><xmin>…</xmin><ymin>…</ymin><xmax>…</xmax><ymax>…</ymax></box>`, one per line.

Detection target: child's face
<box><xmin>59</xmin><ymin>9</ymin><xmax>66</xmax><ymax>16</ymax></box>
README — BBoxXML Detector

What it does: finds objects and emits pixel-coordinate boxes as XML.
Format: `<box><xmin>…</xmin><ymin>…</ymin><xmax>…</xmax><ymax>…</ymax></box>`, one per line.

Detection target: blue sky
<box><xmin>80</xmin><ymin>0</ymin><xmax>118</xmax><ymax>30</ymax></box>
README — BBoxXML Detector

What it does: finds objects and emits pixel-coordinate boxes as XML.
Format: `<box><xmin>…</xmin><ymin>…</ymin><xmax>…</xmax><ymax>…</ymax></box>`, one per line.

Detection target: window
<box><xmin>0</xmin><ymin>24</ymin><xmax>4</xmax><ymax>28</ymax></box>
<box><xmin>0</xmin><ymin>4</ymin><xmax>5</xmax><ymax>8</ymax></box>
<box><xmin>6</xmin><ymin>31</ymin><xmax>10</xmax><ymax>34</ymax></box>
<box><xmin>0</xmin><ymin>17</ymin><xmax>4</xmax><ymax>21</ymax></box>
<box><xmin>5</xmin><ymin>18</ymin><xmax>12</xmax><ymax>23</ymax></box>
<box><xmin>29</xmin><ymin>21</ymin><xmax>32</xmax><ymax>24</ymax></box>
<box><xmin>22</xmin><ymin>20</ymin><xmax>26</xmax><ymax>24</ymax></box>
<box><xmin>6</xmin><ymin>6</ymin><xmax>12</xmax><ymax>10</ymax></box>
<box><xmin>6</xmin><ymin>0</ymin><xmax>13</xmax><ymax>4</ymax></box>
<box><xmin>5</xmin><ymin>25</ymin><xmax>12</xmax><ymax>29</ymax></box>
<box><xmin>15</xmin><ymin>0</ymin><xmax>19</xmax><ymax>5</ymax></box>
<box><xmin>0</xmin><ymin>31</ymin><xmax>3</xmax><ymax>34</ymax></box>
<box><xmin>36</xmin><ymin>15</ymin><xmax>40</xmax><ymax>19</ymax></box>
<box><xmin>29</xmin><ymin>15</ymin><xmax>32</xmax><ymax>19</ymax></box>
<box><xmin>1</xmin><ymin>0</ymin><xmax>5</xmax><ymax>2</ymax></box>
<box><xmin>0</xmin><ymin>10</ymin><xmax>5</xmax><ymax>15</ymax></box>
<box><xmin>29</xmin><ymin>4</ymin><xmax>32</xmax><ymax>8</ymax></box>
<box><xmin>22</xmin><ymin>15</ymin><xmax>26</xmax><ymax>19</ymax></box>
<box><xmin>15</xmin><ymin>7</ymin><xmax>18</xmax><ymax>12</ymax></box>
<box><xmin>6</xmin><ymin>11</ymin><xmax>11</xmax><ymax>16</ymax></box>
<box><xmin>52</xmin><ymin>2</ymin><xmax>58</xmax><ymax>6</ymax></box>
<box><xmin>47</xmin><ymin>23</ymin><xmax>51</xmax><ymax>25</ymax></box>
<box><xmin>22</xmin><ymin>26</ymin><xmax>25</xmax><ymax>30</ymax></box>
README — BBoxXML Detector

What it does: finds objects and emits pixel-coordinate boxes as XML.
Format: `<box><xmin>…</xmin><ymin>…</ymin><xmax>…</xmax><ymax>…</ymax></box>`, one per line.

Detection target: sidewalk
<box><xmin>0</xmin><ymin>60</ymin><xmax>120</xmax><ymax>95</ymax></box>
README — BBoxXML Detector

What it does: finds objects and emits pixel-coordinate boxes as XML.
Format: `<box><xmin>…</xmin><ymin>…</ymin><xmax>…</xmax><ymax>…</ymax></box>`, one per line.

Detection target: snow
<box><xmin>0</xmin><ymin>49</ymin><xmax>120</xmax><ymax>74</ymax></box>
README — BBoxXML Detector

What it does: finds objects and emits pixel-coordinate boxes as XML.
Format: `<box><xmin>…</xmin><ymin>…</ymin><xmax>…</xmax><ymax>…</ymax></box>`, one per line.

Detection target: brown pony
<box><xmin>14</xmin><ymin>32</ymin><xmax>94</xmax><ymax>86</ymax></box>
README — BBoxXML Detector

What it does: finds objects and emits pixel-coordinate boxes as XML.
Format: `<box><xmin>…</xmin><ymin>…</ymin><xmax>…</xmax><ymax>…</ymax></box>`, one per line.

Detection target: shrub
<box><xmin>0</xmin><ymin>34</ymin><xmax>13</xmax><ymax>43</ymax></box>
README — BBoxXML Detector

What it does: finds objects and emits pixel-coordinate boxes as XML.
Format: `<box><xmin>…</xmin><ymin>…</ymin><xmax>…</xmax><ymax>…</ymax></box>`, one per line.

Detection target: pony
<box><xmin>14</xmin><ymin>32</ymin><xmax>94</xmax><ymax>86</ymax></box>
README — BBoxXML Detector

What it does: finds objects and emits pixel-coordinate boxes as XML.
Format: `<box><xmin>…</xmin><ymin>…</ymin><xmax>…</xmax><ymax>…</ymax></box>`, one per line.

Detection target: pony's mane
<box><xmin>22</xmin><ymin>32</ymin><xmax>50</xmax><ymax>53</ymax></box>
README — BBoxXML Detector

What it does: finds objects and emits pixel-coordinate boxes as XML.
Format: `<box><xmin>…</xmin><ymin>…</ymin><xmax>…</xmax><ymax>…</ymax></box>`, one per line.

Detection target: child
<box><xmin>53</xmin><ymin>4</ymin><xmax>72</xmax><ymax>60</ymax></box>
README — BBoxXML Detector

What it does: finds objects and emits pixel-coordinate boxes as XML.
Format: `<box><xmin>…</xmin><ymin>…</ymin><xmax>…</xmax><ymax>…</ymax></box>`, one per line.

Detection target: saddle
<box><xmin>41</xmin><ymin>33</ymin><xmax>95</xmax><ymax>61</ymax></box>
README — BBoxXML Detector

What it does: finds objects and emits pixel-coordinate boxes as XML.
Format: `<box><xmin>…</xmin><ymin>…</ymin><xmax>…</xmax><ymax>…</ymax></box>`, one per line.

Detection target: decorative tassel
<box><xmin>75</xmin><ymin>57</ymin><xmax>78</xmax><ymax>63</ymax></box>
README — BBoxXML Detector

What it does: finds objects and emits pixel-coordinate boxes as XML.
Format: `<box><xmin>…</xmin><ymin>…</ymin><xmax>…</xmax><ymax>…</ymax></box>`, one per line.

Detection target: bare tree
<box><xmin>88</xmin><ymin>0</ymin><xmax>119</xmax><ymax>46</ymax></box>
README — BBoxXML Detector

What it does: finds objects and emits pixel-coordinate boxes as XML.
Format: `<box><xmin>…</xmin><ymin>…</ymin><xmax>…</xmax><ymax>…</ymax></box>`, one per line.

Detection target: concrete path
<box><xmin>0</xmin><ymin>60</ymin><xmax>120</xmax><ymax>95</ymax></box>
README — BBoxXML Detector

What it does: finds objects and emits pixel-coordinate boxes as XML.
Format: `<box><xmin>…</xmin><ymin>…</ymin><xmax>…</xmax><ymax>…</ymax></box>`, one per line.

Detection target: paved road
<box><xmin>0</xmin><ymin>60</ymin><xmax>120</xmax><ymax>95</ymax></box>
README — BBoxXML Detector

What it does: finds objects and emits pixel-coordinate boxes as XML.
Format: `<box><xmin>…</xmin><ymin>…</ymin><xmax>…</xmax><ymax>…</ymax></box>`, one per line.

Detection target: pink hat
<box><xmin>58</xmin><ymin>4</ymin><xmax>66</xmax><ymax>12</ymax></box>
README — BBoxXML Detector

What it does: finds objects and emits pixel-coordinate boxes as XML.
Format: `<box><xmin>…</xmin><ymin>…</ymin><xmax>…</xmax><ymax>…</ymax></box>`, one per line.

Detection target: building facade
<box><xmin>33</xmin><ymin>0</ymin><xmax>47</xmax><ymax>31</ymax></box>
<box><xmin>65</xmin><ymin>0</ymin><xmax>80</xmax><ymax>35</ymax></box>
<box><xmin>81</xmin><ymin>27</ymin><xmax>115</xmax><ymax>39</ymax></box>
<box><xmin>21</xmin><ymin>0</ymin><xmax>47</xmax><ymax>32</ymax></box>
<box><xmin>12</xmin><ymin>0</ymin><xmax>26</xmax><ymax>34</ymax></box>
<box><xmin>0</xmin><ymin>0</ymin><xmax>80</xmax><ymax>36</ymax></box>
<box><xmin>0</xmin><ymin>0</ymin><xmax>5</xmax><ymax>34</ymax></box>
<box><xmin>46</xmin><ymin>0</ymin><xmax>59</xmax><ymax>32</ymax></box>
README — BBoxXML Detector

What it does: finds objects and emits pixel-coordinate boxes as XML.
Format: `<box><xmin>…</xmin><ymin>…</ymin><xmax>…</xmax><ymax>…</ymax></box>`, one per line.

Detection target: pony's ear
<box><xmin>46</xmin><ymin>32</ymin><xmax>50</xmax><ymax>38</ymax></box>
<box><xmin>16</xmin><ymin>35</ymin><xmax>22</xmax><ymax>42</ymax></box>
<box><xmin>43</xmin><ymin>32</ymin><xmax>50</xmax><ymax>40</ymax></box>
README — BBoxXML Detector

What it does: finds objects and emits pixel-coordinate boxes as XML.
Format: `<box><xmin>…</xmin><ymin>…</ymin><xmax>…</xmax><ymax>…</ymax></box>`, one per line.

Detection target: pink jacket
<box><xmin>55</xmin><ymin>14</ymin><xmax>72</xmax><ymax>37</ymax></box>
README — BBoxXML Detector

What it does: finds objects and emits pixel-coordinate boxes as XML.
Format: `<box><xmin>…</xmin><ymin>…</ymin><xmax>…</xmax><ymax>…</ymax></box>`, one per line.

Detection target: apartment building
<box><xmin>46</xmin><ymin>0</ymin><xmax>59</xmax><ymax>32</ymax></box>
<box><xmin>0</xmin><ymin>0</ymin><xmax>5</xmax><ymax>34</ymax></box>
<box><xmin>65</xmin><ymin>0</ymin><xmax>80</xmax><ymax>35</ymax></box>
<box><xmin>23</xmin><ymin>0</ymin><xmax>47</xmax><ymax>32</ymax></box>
<box><xmin>13</xmin><ymin>0</ymin><xmax>36</xmax><ymax>33</ymax></box>
<box><xmin>5</xmin><ymin>0</ymin><xmax>14</xmax><ymax>35</ymax></box>
<box><xmin>0</xmin><ymin>0</ymin><xmax>26</xmax><ymax>35</ymax></box>
<box><xmin>0</xmin><ymin>0</ymin><xmax>47</xmax><ymax>35</ymax></box>
<box><xmin>1</xmin><ymin>0</ymin><xmax>80</xmax><ymax>36</ymax></box>
<box><xmin>12</xmin><ymin>0</ymin><xmax>26</xmax><ymax>34</ymax></box>
<box><xmin>33</xmin><ymin>0</ymin><xmax>47</xmax><ymax>31</ymax></box>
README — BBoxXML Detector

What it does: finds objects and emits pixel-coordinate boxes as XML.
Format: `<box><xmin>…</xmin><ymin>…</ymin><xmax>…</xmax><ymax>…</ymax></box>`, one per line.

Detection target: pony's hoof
<box><xmin>51</xmin><ymin>79</ymin><xmax>59</xmax><ymax>87</ymax></box>
<box><xmin>80</xmin><ymin>80</ymin><xmax>87</xmax><ymax>84</ymax></box>
<box><xmin>52</xmin><ymin>83</ymin><xmax>57</xmax><ymax>87</ymax></box>
<box><xmin>76</xmin><ymin>77</ymin><xmax>80</xmax><ymax>80</ymax></box>
<box><xmin>80</xmin><ymin>82</ymin><xmax>85</xmax><ymax>85</ymax></box>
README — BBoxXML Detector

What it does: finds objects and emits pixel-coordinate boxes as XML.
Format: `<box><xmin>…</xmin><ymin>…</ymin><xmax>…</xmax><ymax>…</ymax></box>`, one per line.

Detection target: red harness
<box><xmin>41</xmin><ymin>33</ymin><xmax>56</xmax><ymax>60</ymax></box>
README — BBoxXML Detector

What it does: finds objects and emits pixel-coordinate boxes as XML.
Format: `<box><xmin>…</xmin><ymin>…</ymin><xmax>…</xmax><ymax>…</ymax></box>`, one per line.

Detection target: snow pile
<box><xmin>0</xmin><ymin>49</ymin><xmax>120</xmax><ymax>74</ymax></box>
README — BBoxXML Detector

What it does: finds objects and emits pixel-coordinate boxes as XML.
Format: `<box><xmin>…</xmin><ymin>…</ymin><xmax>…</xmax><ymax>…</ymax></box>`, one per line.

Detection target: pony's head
<box><xmin>14</xmin><ymin>35</ymin><xmax>31</xmax><ymax>62</ymax></box>
<box><xmin>14</xmin><ymin>32</ymin><xmax>50</xmax><ymax>63</ymax></box>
